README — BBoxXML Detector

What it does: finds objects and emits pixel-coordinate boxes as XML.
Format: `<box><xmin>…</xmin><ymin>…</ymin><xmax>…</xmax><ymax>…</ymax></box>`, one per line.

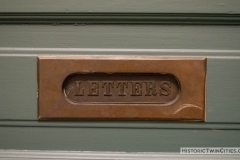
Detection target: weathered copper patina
<box><xmin>38</xmin><ymin>56</ymin><xmax>206</xmax><ymax>121</ymax></box>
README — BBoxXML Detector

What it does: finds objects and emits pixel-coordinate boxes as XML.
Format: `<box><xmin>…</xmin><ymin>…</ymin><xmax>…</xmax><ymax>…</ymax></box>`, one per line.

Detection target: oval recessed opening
<box><xmin>63</xmin><ymin>73</ymin><xmax>180</xmax><ymax>105</ymax></box>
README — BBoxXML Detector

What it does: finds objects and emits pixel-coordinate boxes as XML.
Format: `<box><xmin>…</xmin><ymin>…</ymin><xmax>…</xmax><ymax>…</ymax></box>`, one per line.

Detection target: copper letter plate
<box><xmin>38</xmin><ymin>56</ymin><xmax>206</xmax><ymax>121</ymax></box>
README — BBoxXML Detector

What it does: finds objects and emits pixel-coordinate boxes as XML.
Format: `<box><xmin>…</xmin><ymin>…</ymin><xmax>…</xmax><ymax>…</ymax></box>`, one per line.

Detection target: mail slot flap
<box><xmin>38</xmin><ymin>56</ymin><xmax>206</xmax><ymax>121</ymax></box>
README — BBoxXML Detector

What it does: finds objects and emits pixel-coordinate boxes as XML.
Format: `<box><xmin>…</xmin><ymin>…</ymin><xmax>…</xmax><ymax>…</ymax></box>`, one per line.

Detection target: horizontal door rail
<box><xmin>1</xmin><ymin>150</ymin><xmax>240</xmax><ymax>159</ymax></box>
<box><xmin>0</xmin><ymin>13</ymin><xmax>240</xmax><ymax>25</ymax></box>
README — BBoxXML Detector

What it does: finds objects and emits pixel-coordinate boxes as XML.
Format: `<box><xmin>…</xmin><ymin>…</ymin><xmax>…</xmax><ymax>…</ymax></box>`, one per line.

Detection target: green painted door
<box><xmin>0</xmin><ymin>0</ymin><xmax>240</xmax><ymax>153</ymax></box>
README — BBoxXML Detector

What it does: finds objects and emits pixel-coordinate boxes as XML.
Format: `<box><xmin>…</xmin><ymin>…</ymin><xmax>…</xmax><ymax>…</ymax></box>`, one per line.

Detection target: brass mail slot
<box><xmin>38</xmin><ymin>56</ymin><xmax>206</xmax><ymax>121</ymax></box>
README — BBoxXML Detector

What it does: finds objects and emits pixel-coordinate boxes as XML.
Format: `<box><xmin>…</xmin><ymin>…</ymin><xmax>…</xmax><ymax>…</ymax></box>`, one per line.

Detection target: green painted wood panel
<box><xmin>207</xmin><ymin>58</ymin><xmax>240</xmax><ymax>122</ymax></box>
<box><xmin>1</xmin><ymin>150</ymin><xmax>240</xmax><ymax>160</ymax></box>
<box><xmin>1</xmin><ymin>0</ymin><xmax>240</xmax><ymax>14</ymax></box>
<box><xmin>0</xmin><ymin>126</ymin><xmax>239</xmax><ymax>152</ymax></box>
<box><xmin>0</xmin><ymin>56</ymin><xmax>37</xmax><ymax>120</ymax></box>
<box><xmin>0</xmin><ymin>25</ymin><xmax>240</xmax><ymax>50</ymax></box>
